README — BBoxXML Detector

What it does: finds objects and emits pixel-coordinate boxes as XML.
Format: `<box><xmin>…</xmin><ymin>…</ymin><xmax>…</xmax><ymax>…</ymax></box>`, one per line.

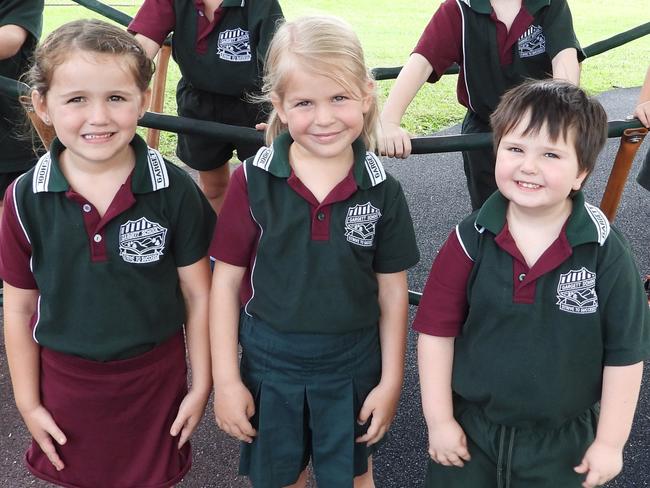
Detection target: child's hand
<box><xmin>574</xmin><ymin>440</ymin><xmax>623</xmax><ymax>488</ymax></box>
<box><xmin>22</xmin><ymin>404</ymin><xmax>67</xmax><ymax>471</ymax></box>
<box><xmin>170</xmin><ymin>387</ymin><xmax>210</xmax><ymax>449</ymax></box>
<box><xmin>634</xmin><ymin>101</ymin><xmax>650</xmax><ymax>127</ymax></box>
<box><xmin>427</xmin><ymin>418</ymin><xmax>471</xmax><ymax>467</ymax></box>
<box><xmin>255</xmin><ymin>122</ymin><xmax>268</xmax><ymax>132</ymax></box>
<box><xmin>379</xmin><ymin>122</ymin><xmax>412</xmax><ymax>158</ymax></box>
<box><xmin>355</xmin><ymin>381</ymin><xmax>400</xmax><ymax>446</ymax></box>
<box><xmin>214</xmin><ymin>381</ymin><xmax>257</xmax><ymax>443</ymax></box>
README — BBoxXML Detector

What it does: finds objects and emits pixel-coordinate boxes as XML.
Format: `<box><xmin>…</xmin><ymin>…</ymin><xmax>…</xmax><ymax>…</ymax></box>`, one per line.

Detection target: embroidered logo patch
<box><xmin>119</xmin><ymin>217</ymin><xmax>167</xmax><ymax>264</ymax></box>
<box><xmin>556</xmin><ymin>267</ymin><xmax>598</xmax><ymax>314</ymax></box>
<box><xmin>344</xmin><ymin>202</ymin><xmax>381</xmax><ymax>247</ymax></box>
<box><xmin>518</xmin><ymin>25</ymin><xmax>546</xmax><ymax>58</ymax></box>
<box><xmin>217</xmin><ymin>28</ymin><xmax>251</xmax><ymax>62</ymax></box>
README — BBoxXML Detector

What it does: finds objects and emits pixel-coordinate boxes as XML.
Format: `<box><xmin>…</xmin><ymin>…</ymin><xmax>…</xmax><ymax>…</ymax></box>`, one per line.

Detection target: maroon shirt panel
<box><xmin>413</xmin><ymin>229</ymin><xmax>473</xmax><ymax>336</ymax></box>
<box><xmin>493</xmin><ymin>7</ymin><xmax>535</xmax><ymax>66</ymax></box>
<box><xmin>129</xmin><ymin>0</ymin><xmax>225</xmax><ymax>53</ymax></box>
<box><xmin>0</xmin><ymin>181</ymin><xmax>37</xmax><ymax>289</ymax></box>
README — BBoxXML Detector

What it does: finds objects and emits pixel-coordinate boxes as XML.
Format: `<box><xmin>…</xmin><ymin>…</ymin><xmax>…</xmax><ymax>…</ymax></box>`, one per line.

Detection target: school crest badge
<box><xmin>518</xmin><ymin>25</ymin><xmax>546</xmax><ymax>58</ymax></box>
<box><xmin>344</xmin><ymin>202</ymin><xmax>381</xmax><ymax>247</ymax></box>
<box><xmin>217</xmin><ymin>28</ymin><xmax>251</xmax><ymax>62</ymax></box>
<box><xmin>556</xmin><ymin>267</ymin><xmax>598</xmax><ymax>314</ymax></box>
<box><xmin>119</xmin><ymin>217</ymin><xmax>167</xmax><ymax>264</ymax></box>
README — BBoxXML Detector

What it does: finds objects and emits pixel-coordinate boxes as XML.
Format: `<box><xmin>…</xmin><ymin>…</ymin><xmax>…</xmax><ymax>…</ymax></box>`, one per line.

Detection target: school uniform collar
<box><xmin>221</xmin><ymin>0</ymin><xmax>246</xmax><ymax>7</ymax></box>
<box><xmin>459</xmin><ymin>0</ymin><xmax>550</xmax><ymax>16</ymax></box>
<box><xmin>32</xmin><ymin>134</ymin><xmax>169</xmax><ymax>194</ymax></box>
<box><xmin>475</xmin><ymin>190</ymin><xmax>610</xmax><ymax>247</ymax></box>
<box><xmin>251</xmin><ymin>131</ymin><xmax>387</xmax><ymax>189</ymax></box>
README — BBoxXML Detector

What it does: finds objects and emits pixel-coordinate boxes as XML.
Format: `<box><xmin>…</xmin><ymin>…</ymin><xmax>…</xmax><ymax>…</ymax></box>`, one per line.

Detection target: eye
<box><xmin>332</xmin><ymin>95</ymin><xmax>348</xmax><ymax>102</ymax></box>
<box><xmin>295</xmin><ymin>100</ymin><xmax>311</xmax><ymax>108</ymax></box>
<box><xmin>67</xmin><ymin>96</ymin><xmax>85</xmax><ymax>103</ymax></box>
<box><xmin>506</xmin><ymin>146</ymin><xmax>523</xmax><ymax>153</ymax></box>
<box><xmin>108</xmin><ymin>95</ymin><xmax>126</xmax><ymax>102</ymax></box>
<box><xmin>544</xmin><ymin>152</ymin><xmax>560</xmax><ymax>159</ymax></box>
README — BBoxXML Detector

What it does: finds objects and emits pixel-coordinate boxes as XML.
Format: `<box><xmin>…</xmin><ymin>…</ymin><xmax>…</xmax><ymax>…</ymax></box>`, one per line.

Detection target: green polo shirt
<box><xmin>448</xmin><ymin>191</ymin><xmax>650</xmax><ymax>427</ymax></box>
<box><xmin>0</xmin><ymin>0</ymin><xmax>43</xmax><ymax>172</ymax></box>
<box><xmin>170</xmin><ymin>0</ymin><xmax>282</xmax><ymax>95</ymax></box>
<box><xmin>0</xmin><ymin>135</ymin><xmax>215</xmax><ymax>361</ymax></box>
<box><xmin>211</xmin><ymin>132</ymin><xmax>420</xmax><ymax>334</ymax></box>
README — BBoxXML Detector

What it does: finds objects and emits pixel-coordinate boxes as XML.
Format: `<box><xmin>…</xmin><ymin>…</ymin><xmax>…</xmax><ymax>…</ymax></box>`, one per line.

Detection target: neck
<box><xmin>507</xmin><ymin>197</ymin><xmax>573</xmax><ymax>229</ymax></box>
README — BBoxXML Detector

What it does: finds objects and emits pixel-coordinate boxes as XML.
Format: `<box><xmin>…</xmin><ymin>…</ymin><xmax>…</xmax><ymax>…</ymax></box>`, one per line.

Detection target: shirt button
<box><xmin>518</xmin><ymin>273</ymin><xmax>526</xmax><ymax>282</ymax></box>
<box><xmin>82</xmin><ymin>204</ymin><xmax>92</xmax><ymax>213</ymax></box>
<box><xmin>93</xmin><ymin>234</ymin><xmax>102</xmax><ymax>243</ymax></box>
<box><xmin>316</xmin><ymin>211</ymin><xmax>326</xmax><ymax>221</ymax></box>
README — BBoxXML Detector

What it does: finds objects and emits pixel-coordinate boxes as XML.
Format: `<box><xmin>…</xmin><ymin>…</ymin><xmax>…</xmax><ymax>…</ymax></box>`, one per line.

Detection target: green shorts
<box><xmin>424</xmin><ymin>399</ymin><xmax>598</xmax><ymax>488</ymax></box>
<box><xmin>238</xmin><ymin>314</ymin><xmax>382</xmax><ymax>488</ymax></box>
<box><xmin>175</xmin><ymin>78</ymin><xmax>267</xmax><ymax>171</ymax></box>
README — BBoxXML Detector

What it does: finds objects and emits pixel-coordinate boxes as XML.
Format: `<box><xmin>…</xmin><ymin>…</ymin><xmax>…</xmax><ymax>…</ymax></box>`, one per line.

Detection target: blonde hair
<box><xmin>261</xmin><ymin>15</ymin><xmax>380</xmax><ymax>152</ymax></box>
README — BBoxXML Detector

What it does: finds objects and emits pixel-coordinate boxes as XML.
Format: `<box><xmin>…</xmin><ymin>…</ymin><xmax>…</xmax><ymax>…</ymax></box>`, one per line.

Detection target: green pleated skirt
<box><xmin>238</xmin><ymin>314</ymin><xmax>382</xmax><ymax>488</ymax></box>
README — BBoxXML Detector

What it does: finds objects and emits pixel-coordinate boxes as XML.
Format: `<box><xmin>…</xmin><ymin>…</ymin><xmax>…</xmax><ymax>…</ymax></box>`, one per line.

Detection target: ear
<box><xmin>572</xmin><ymin>169</ymin><xmax>588</xmax><ymax>191</ymax></box>
<box><xmin>31</xmin><ymin>90</ymin><xmax>50</xmax><ymax>125</ymax></box>
<box><xmin>139</xmin><ymin>87</ymin><xmax>152</xmax><ymax>118</ymax></box>
<box><xmin>361</xmin><ymin>79</ymin><xmax>375</xmax><ymax>114</ymax></box>
<box><xmin>270</xmin><ymin>92</ymin><xmax>287</xmax><ymax>124</ymax></box>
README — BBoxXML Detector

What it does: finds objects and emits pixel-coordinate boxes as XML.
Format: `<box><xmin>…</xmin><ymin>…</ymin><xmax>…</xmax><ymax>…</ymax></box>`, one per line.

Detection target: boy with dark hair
<box><xmin>129</xmin><ymin>0</ymin><xmax>283</xmax><ymax>212</ymax></box>
<box><xmin>414</xmin><ymin>79</ymin><xmax>650</xmax><ymax>488</ymax></box>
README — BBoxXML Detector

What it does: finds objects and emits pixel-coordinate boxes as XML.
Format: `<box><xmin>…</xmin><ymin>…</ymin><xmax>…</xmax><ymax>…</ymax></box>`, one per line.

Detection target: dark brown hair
<box><xmin>27</xmin><ymin>18</ymin><xmax>154</xmax><ymax>96</ymax></box>
<box><xmin>490</xmin><ymin>79</ymin><xmax>608</xmax><ymax>178</ymax></box>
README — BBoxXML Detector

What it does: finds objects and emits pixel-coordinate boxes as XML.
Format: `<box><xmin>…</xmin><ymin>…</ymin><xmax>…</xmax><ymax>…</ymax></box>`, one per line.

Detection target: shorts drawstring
<box><xmin>496</xmin><ymin>425</ymin><xmax>516</xmax><ymax>488</ymax></box>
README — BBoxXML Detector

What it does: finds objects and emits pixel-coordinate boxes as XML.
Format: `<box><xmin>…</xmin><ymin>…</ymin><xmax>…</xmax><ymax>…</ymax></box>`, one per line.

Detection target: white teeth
<box><xmin>518</xmin><ymin>181</ymin><xmax>540</xmax><ymax>189</ymax></box>
<box><xmin>83</xmin><ymin>133</ymin><xmax>112</xmax><ymax>140</ymax></box>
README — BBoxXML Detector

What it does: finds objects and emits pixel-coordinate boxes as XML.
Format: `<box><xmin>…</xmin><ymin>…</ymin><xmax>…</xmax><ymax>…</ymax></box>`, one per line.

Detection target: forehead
<box><xmin>50</xmin><ymin>50</ymin><xmax>139</xmax><ymax>90</ymax></box>
<box><xmin>280</xmin><ymin>66</ymin><xmax>359</xmax><ymax>98</ymax></box>
<box><xmin>503</xmin><ymin>110</ymin><xmax>576</xmax><ymax>146</ymax></box>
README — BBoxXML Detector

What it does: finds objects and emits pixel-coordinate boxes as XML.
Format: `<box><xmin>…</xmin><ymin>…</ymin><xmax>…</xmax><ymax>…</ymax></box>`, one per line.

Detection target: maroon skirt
<box><xmin>26</xmin><ymin>332</ymin><xmax>191</xmax><ymax>488</ymax></box>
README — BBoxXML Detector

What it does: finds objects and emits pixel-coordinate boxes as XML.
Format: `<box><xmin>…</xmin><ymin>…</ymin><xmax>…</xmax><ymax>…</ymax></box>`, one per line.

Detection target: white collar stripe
<box><xmin>252</xmin><ymin>146</ymin><xmax>273</xmax><ymax>172</ymax></box>
<box><xmin>13</xmin><ymin>173</ymin><xmax>32</xmax><ymax>245</ymax></box>
<box><xmin>364</xmin><ymin>152</ymin><xmax>387</xmax><ymax>187</ymax></box>
<box><xmin>147</xmin><ymin>148</ymin><xmax>169</xmax><ymax>190</ymax></box>
<box><xmin>32</xmin><ymin>153</ymin><xmax>52</xmax><ymax>194</ymax></box>
<box><xmin>583</xmin><ymin>202</ymin><xmax>610</xmax><ymax>246</ymax></box>
<box><xmin>455</xmin><ymin>224</ymin><xmax>474</xmax><ymax>261</ymax></box>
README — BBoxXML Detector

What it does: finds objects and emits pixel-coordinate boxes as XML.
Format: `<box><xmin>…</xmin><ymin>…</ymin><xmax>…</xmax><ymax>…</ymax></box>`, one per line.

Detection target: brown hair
<box><xmin>259</xmin><ymin>15</ymin><xmax>380</xmax><ymax>152</ymax></box>
<box><xmin>491</xmin><ymin>79</ymin><xmax>608</xmax><ymax>179</ymax></box>
<box><xmin>27</xmin><ymin>18</ymin><xmax>154</xmax><ymax>96</ymax></box>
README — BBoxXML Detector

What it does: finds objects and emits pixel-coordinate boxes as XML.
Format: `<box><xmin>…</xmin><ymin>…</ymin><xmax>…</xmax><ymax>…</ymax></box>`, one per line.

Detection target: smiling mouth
<box><xmin>517</xmin><ymin>181</ymin><xmax>541</xmax><ymax>189</ymax></box>
<box><xmin>82</xmin><ymin>132</ymin><xmax>114</xmax><ymax>141</ymax></box>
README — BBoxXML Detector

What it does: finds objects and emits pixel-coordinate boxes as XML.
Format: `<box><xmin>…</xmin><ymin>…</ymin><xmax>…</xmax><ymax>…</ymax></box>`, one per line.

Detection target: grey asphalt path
<box><xmin>1</xmin><ymin>87</ymin><xmax>649</xmax><ymax>487</ymax></box>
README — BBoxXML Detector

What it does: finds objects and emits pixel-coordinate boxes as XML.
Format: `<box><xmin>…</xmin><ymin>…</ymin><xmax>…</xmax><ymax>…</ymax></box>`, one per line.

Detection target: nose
<box><xmin>314</xmin><ymin>103</ymin><xmax>334</xmax><ymax>126</ymax></box>
<box><xmin>520</xmin><ymin>154</ymin><xmax>538</xmax><ymax>174</ymax></box>
<box><xmin>88</xmin><ymin>101</ymin><xmax>110</xmax><ymax>125</ymax></box>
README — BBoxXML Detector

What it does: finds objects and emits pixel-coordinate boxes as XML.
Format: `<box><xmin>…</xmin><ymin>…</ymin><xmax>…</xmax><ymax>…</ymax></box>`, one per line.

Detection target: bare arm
<box><xmin>380</xmin><ymin>53</ymin><xmax>434</xmax><ymax>158</ymax></box>
<box><xmin>574</xmin><ymin>362</ymin><xmax>644</xmax><ymax>488</ymax></box>
<box><xmin>170</xmin><ymin>257</ymin><xmax>213</xmax><ymax>447</ymax></box>
<box><xmin>0</xmin><ymin>24</ymin><xmax>29</xmax><ymax>60</ymax></box>
<box><xmin>209</xmin><ymin>260</ymin><xmax>256</xmax><ymax>443</ymax></box>
<box><xmin>4</xmin><ymin>284</ymin><xmax>66</xmax><ymax>470</ymax></box>
<box><xmin>356</xmin><ymin>271</ymin><xmax>409</xmax><ymax>446</ymax></box>
<box><xmin>134</xmin><ymin>33</ymin><xmax>161</xmax><ymax>60</ymax></box>
<box><xmin>633</xmin><ymin>66</ymin><xmax>650</xmax><ymax>127</ymax></box>
<box><xmin>551</xmin><ymin>47</ymin><xmax>580</xmax><ymax>85</ymax></box>
<box><xmin>418</xmin><ymin>333</ymin><xmax>470</xmax><ymax>467</ymax></box>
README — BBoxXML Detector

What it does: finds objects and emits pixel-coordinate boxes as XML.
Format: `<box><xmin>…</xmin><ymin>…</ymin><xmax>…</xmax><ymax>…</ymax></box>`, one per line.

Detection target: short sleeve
<box><xmin>412</xmin><ymin>0</ymin><xmax>463</xmax><ymax>83</ymax></box>
<box><xmin>128</xmin><ymin>0</ymin><xmax>176</xmax><ymax>46</ymax></box>
<box><xmin>0</xmin><ymin>0</ymin><xmax>43</xmax><ymax>39</ymax></box>
<box><xmin>372</xmin><ymin>178</ymin><xmax>419</xmax><ymax>273</ymax></box>
<box><xmin>597</xmin><ymin>229</ymin><xmax>650</xmax><ymax>366</ymax></box>
<box><xmin>209</xmin><ymin>165</ymin><xmax>258</xmax><ymax>266</ymax></box>
<box><xmin>413</xmin><ymin>228</ymin><xmax>474</xmax><ymax>336</ymax></box>
<box><xmin>170</xmin><ymin>171</ymin><xmax>216</xmax><ymax>267</ymax></box>
<box><xmin>0</xmin><ymin>179</ymin><xmax>37</xmax><ymax>289</ymax></box>
<box><xmin>541</xmin><ymin>0</ymin><xmax>585</xmax><ymax>62</ymax></box>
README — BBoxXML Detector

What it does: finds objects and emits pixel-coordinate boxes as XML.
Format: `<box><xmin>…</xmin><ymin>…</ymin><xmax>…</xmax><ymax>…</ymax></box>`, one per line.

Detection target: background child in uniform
<box><xmin>414</xmin><ymin>79</ymin><xmax>650</xmax><ymax>488</ymax></box>
<box><xmin>209</xmin><ymin>15</ymin><xmax>419</xmax><ymax>488</ymax></box>
<box><xmin>0</xmin><ymin>0</ymin><xmax>44</xmax><ymax>221</ymax></box>
<box><xmin>129</xmin><ymin>0</ymin><xmax>283</xmax><ymax>212</ymax></box>
<box><xmin>380</xmin><ymin>0</ymin><xmax>582</xmax><ymax>210</ymax></box>
<box><xmin>0</xmin><ymin>19</ymin><xmax>215</xmax><ymax>488</ymax></box>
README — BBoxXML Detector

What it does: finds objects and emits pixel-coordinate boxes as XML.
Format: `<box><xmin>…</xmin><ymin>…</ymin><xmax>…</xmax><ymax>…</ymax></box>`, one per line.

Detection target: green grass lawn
<box><xmin>43</xmin><ymin>1</ymin><xmax>650</xmax><ymax>158</ymax></box>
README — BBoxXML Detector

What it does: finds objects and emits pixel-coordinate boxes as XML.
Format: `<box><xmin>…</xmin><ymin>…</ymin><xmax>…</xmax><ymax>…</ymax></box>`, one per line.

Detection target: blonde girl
<box><xmin>0</xmin><ymin>19</ymin><xmax>214</xmax><ymax>488</ymax></box>
<box><xmin>209</xmin><ymin>15</ymin><xmax>419</xmax><ymax>488</ymax></box>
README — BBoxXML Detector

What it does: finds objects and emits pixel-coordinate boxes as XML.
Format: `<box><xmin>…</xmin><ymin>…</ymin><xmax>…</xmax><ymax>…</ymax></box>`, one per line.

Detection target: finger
<box><xmin>177</xmin><ymin>419</ymin><xmax>196</xmax><ymax>449</ymax></box>
<box><xmin>574</xmin><ymin>460</ymin><xmax>589</xmax><ymax>474</ymax></box>
<box><xmin>35</xmin><ymin>435</ymin><xmax>65</xmax><ymax>471</ymax></box>
<box><xmin>445</xmin><ymin>453</ymin><xmax>465</xmax><ymax>468</ymax></box>
<box><xmin>245</xmin><ymin>399</ymin><xmax>256</xmax><ymax>419</ymax></box>
<box><xmin>356</xmin><ymin>413</ymin><xmax>379</xmax><ymax>443</ymax></box>
<box><xmin>41</xmin><ymin>416</ymin><xmax>67</xmax><ymax>446</ymax></box>
<box><xmin>402</xmin><ymin>137</ymin><xmax>412</xmax><ymax>158</ymax></box>
<box><xmin>228</xmin><ymin>423</ymin><xmax>255</xmax><ymax>443</ymax></box>
<box><xmin>357</xmin><ymin>403</ymin><xmax>373</xmax><ymax>425</ymax></box>
<box><xmin>170</xmin><ymin>412</ymin><xmax>186</xmax><ymax>437</ymax></box>
<box><xmin>582</xmin><ymin>469</ymin><xmax>601</xmax><ymax>488</ymax></box>
<box><xmin>365</xmin><ymin>425</ymin><xmax>388</xmax><ymax>446</ymax></box>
